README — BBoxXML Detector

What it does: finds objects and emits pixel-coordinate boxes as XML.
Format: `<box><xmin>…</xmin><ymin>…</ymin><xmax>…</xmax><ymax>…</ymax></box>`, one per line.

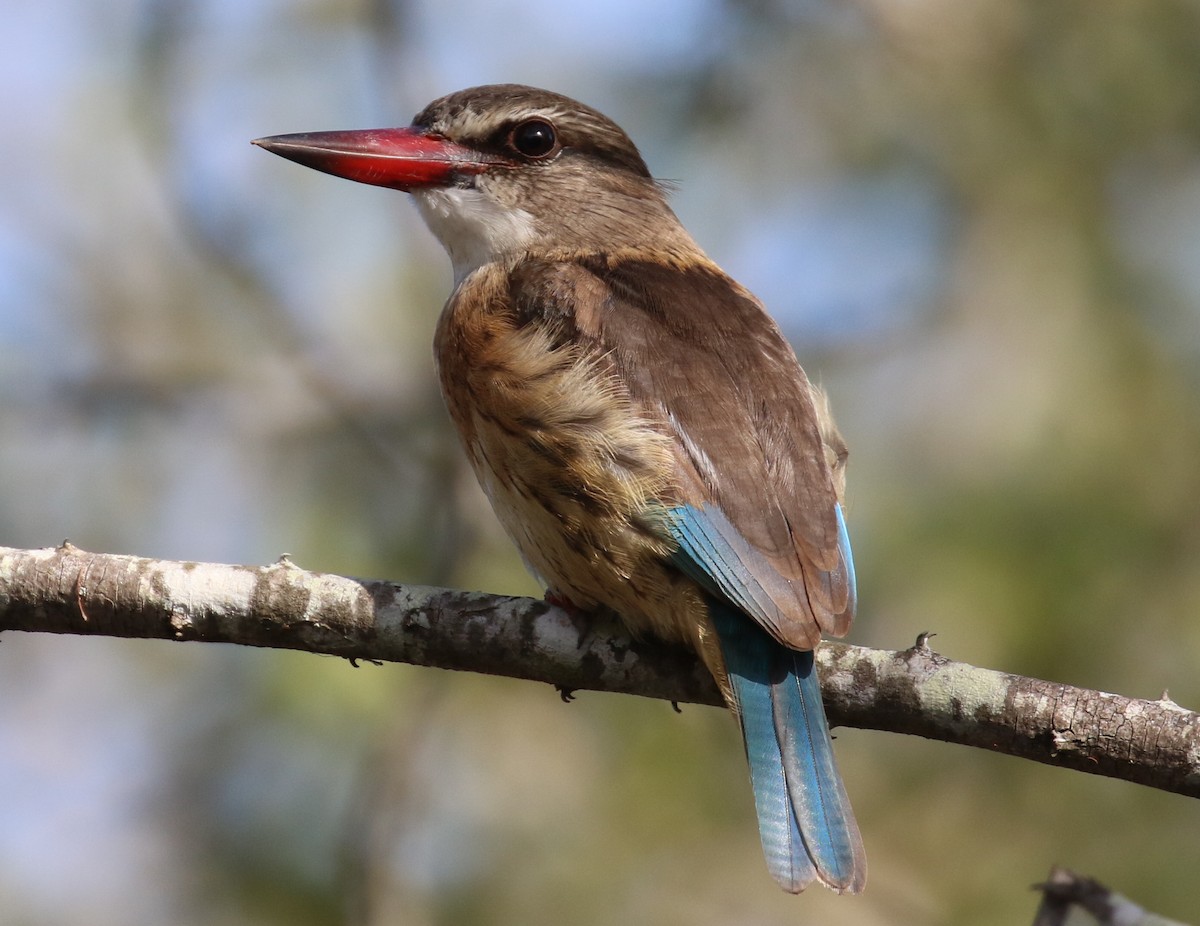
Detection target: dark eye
<box><xmin>509</xmin><ymin>119</ymin><xmax>558</xmax><ymax>159</ymax></box>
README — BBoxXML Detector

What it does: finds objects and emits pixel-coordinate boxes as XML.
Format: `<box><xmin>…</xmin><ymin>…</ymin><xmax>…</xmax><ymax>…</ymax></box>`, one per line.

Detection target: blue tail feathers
<box><xmin>662</xmin><ymin>500</ymin><xmax>865</xmax><ymax>892</ymax></box>
<box><xmin>710</xmin><ymin>600</ymin><xmax>866</xmax><ymax>894</ymax></box>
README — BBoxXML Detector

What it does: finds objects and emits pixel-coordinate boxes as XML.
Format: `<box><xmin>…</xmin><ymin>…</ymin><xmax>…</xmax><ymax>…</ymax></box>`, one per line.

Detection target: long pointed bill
<box><xmin>251</xmin><ymin>127</ymin><xmax>501</xmax><ymax>192</ymax></box>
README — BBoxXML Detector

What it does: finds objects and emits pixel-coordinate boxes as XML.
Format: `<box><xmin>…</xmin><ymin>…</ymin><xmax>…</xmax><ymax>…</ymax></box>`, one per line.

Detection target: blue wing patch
<box><xmin>663</xmin><ymin>502</ymin><xmax>855</xmax><ymax>647</ymax></box>
<box><xmin>834</xmin><ymin>502</ymin><xmax>857</xmax><ymax>622</ymax></box>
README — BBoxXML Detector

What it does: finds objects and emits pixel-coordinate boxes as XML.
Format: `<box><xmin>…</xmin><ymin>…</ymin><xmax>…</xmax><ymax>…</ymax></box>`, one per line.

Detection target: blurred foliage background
<box><xmin>3</xmin><ymin>0</ymin><xmax>1200</xmax><ymax>923</ymax></box>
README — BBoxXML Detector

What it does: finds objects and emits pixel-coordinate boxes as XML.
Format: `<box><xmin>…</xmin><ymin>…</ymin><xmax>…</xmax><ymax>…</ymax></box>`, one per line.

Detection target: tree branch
<box><xmin>1031</xmin><ymin>866</ymin><xmax>1190</xmax><ymax>926</ymax></box>
<box><xmin>1</xmin><ymin>544</ymin><xmax>1197</xmax><ymax>798</ymax></box>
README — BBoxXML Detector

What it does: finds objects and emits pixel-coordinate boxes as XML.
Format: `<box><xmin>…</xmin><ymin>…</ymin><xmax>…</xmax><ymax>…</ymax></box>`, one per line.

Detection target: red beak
<box><xmin>251</xmin><ymin>127</ymin><xmax>500</xmax><ymax>192</ymax></box>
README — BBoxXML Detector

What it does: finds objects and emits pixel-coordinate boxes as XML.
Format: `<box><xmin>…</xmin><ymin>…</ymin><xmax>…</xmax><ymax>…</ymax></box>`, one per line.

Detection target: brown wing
<box><xmin>507</xmin><ymin>252</ymin><xmax>853</xmax><ymax>649</ymax></box>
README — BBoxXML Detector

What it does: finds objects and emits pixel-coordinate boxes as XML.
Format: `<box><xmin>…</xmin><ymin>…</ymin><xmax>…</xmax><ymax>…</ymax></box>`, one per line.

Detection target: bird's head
<box><xmin>254</xmin><ymin>84</ymin><xmax>694</xmax><ymax>282</ymax></box>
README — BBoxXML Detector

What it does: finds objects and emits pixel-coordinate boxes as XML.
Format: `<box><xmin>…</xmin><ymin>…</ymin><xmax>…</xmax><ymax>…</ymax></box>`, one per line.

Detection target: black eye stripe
<box><xmin>509</xmin><ymin>119</ymin><xmax>558</xmax><ymax>159</ymax></box>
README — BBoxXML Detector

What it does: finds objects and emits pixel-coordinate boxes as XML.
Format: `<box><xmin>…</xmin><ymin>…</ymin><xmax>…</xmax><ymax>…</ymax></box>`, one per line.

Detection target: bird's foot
<box><xmin>555</xmin><ymin>685</ymin><xmax>577</xmax><ymax>703</ymax></box>
<box><xmin>544</xmin><ymin>588</ymin><xmax>583</xmax><ymax>615</ymax></box>
<box><xmin>544</xmin><ymin>589</ymin><xmax>598</xmax><ymax>647</ymax></box>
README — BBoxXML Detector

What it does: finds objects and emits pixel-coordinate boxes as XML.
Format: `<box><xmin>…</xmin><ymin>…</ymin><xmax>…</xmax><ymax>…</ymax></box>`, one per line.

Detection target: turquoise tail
<box><xmin>711</xmin><ymin>600</ymin><xmax>866</xmax><ymax>894</ymax></box>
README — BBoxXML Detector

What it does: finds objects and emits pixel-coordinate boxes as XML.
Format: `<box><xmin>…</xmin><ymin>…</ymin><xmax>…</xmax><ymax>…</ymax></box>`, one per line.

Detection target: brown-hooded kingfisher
<box><xmin>254</xmin><ymin>84</ymin><xmax>866</xmax><ymax>894</ymax></box>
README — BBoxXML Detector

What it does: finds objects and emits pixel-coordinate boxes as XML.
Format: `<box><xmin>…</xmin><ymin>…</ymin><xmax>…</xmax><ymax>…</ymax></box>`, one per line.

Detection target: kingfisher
<box><xmin>254</xmin><ymin>84</ymin><xmax>866</xmax><ymax>894</ymax></box>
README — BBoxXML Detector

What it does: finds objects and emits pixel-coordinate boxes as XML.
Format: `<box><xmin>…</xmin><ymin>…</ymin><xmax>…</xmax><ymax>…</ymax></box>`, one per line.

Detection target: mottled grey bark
<box><xmin>1</xmin><ymin>543</ymin><xmax>1197</xmax><ymax>798</ymax></box>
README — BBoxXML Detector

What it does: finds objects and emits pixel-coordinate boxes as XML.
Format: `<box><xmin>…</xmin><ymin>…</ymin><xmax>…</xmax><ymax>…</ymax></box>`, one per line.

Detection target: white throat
<box><xmin>413</xmin><ymin>187</ymin><xmax>539</xmax><ymax>284</ymax></box>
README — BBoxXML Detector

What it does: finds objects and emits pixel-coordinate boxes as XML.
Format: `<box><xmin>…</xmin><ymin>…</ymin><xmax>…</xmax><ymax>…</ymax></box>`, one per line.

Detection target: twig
<box><xmin>1031</xmin><ymin>865</ymin><xmax>1191</xmax><ymax>926</ymax></box>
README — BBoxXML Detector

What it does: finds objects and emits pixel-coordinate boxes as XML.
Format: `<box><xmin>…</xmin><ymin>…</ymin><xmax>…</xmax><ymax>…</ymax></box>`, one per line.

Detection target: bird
<box><xmin>253</xmin><ymin>84</ymin><xmax>866</xmax><ymax>895</ymax></box>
